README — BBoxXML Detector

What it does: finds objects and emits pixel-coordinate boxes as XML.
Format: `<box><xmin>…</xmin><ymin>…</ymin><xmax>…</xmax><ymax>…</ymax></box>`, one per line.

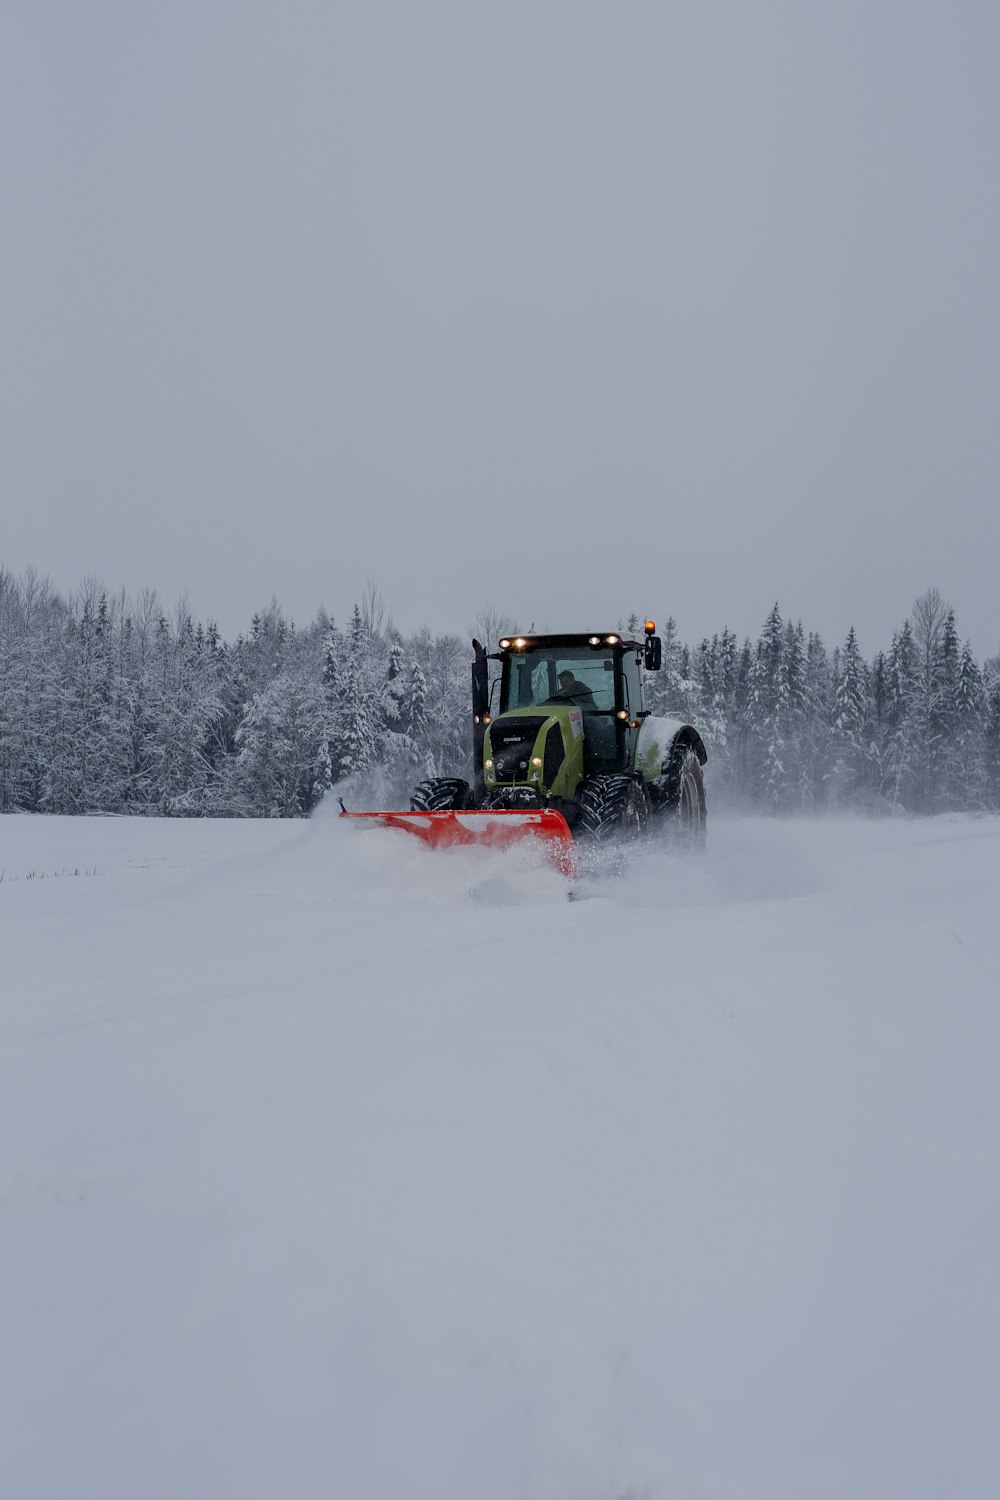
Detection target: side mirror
<box><xmin>644</xmin><ymin>636</ymin><xmax>662</xmax><ymax>671</ymax></box>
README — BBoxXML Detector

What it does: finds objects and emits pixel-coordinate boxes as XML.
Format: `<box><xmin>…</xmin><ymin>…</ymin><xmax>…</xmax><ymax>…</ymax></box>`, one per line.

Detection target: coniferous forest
<box><xmin>1</xmin><ymin>568</ymin><xmax>997</xmax><ymax>819</ymax></box>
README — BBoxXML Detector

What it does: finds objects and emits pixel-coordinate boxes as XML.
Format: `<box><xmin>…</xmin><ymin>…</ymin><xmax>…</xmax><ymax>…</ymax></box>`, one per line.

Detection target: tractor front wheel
<box><xmin>409</xmin><ymin>777</ymin><xmax>473</xmax><ymax>812</ymax></box>
<box><xmin>576</xmin><ymin>774</ymin><xmax>650</xmax><ymax>846</ymax></box>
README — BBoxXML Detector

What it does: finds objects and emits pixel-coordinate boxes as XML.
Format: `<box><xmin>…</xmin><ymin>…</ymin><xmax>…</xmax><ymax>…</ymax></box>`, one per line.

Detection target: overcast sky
<box><xmin>3</xmin><ymin>1</ymin><xmax>998</xmax><ymax>655</ymax></box>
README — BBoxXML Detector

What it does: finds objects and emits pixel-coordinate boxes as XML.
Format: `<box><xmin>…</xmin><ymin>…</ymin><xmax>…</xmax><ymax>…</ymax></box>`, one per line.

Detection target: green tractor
<box><xmin>408</xmin><ymin>625</ymin><xmax>707</xmax><ymax>850</ymax></box>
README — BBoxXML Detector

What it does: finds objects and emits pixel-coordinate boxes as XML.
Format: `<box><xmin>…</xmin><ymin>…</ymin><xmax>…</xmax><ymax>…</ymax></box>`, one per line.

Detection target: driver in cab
<box><xmin>552</xmin><ymin>669</ymin><xmax>595</xmax><ymax>707</ymax></box>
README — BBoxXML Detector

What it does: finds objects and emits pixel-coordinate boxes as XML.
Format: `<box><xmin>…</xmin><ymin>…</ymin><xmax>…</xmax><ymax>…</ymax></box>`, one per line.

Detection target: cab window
<box><xmin>503</xmin><ymin>650</ymin><xmax>616</xmax><ymax>711</ymax></box>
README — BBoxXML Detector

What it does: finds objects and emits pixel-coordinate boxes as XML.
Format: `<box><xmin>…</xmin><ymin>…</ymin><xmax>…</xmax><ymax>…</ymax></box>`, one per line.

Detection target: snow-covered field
<box><xmin>3</xmin><ymin>809</ymin><xmax>999</xmax><ymax>1500</ymax></box>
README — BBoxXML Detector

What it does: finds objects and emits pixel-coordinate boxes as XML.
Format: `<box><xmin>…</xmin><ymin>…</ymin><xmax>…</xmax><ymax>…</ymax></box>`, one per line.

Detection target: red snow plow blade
<box><xmin>339</xmin><ymin>806</ymin><xmax>576</xmax><ymax>876</ymax></box>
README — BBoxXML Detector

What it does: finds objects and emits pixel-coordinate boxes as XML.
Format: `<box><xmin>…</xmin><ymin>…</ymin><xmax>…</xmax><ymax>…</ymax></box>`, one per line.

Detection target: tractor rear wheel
<box><xmin>655</xmin><ymin>747</ymin><xmax>707</xmax><ymax>844</ymax></box>
<box><xmin>409</xmin><ymin>777</ymin><xmax>473</xmax><ymax>812</ymax></box>
<box><xmin>576</xmin><ymin>774</ymin><xmax>650</xmax><ymax>845</ymax></box>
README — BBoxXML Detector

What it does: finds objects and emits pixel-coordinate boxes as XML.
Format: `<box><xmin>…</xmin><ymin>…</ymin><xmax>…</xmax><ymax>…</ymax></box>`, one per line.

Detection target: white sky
<box><xmin>3</xmin><ymin>1</ymin><xmax>998</xmax><ymax>655</ymax></box>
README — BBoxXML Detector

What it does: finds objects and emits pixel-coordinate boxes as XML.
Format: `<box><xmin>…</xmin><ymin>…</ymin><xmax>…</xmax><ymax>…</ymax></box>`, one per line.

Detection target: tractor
<box><xmin>340</xmin><ymin>623</ymin><xmax>707</xmax><ymax>870</ymax></box>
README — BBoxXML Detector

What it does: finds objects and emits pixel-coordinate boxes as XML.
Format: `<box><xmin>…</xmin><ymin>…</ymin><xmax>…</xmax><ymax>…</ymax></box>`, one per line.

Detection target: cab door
<box><xmin>618</xmin><ymin>651</ymin><xmax>644</xmax><ymax>768</ymax></box>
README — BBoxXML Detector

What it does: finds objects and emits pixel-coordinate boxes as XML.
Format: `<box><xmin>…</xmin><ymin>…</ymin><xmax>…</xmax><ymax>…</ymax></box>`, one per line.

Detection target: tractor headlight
<box><xmin>531</xmin><ymin>756</ymin><xmax>542</xmax><ymax>767</ymax></box>
<box><xmin>605</xmin><ymin>634</ymin><xmax>620</xmax><ymax>645</ymax></box>
<box><xmin>485</xmin><ymin>759</ymin><xmax>493</xmax><ymax>769</ymax></box>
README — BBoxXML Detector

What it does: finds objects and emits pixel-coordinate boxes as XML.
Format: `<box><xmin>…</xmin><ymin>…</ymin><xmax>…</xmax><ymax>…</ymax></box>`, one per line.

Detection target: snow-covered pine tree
<box><xmin>908</xmin><ymin>588</ymin><xmax>949</xmax><ymax>813</ymax></box>
<box><xmin>830</xmin><ymin>626</ymin><xmax>871</xmax><ymax>806</ymax></box>
<box><xmin>384</xmin><ymin>639</ymin><xmax>407</xmax><ymax>735</ymax></box>
<box><xmin>318</xmin><ymin>618</ymin><xmax>341</xmax><ymax>782</ymax></box>
<box><xmin>955</xmin><ymin>641</ymin><xmax>986</xmax><ymax>809</ymax></box>
<box><xmin>322</xmin><ymin>621</ymin><xmax>339</xmax><ymax>703</ymax></box>
<box><xmin>335</xmin><ymin>605</ymin><xmax>378</xmax><ymax>778</ymax></box>
<box><xmin>933</xmin><ymin>608</ymin><xmax>963</xmax><ymax>811</ymax></box>
<box><xmin>406</xmin><ymin>659</ymin><xmax>433</xmax><ymax>774</ymax></box>
<box><xmin>708</xmin><ymin>627</ymin><xmax>738</xmax><ymax>800</ymax></box>
<box><xmin>881</xmin><ymin>620</ymin><xmax>918</xmax><ymax>811</ymax></box>
<box><xmin>234</xmin><ymin>680</ymin><xmax>283</xmax><ymax>816</ymax></box>
<box><xmin>96</xmin><ymin>591</ymin><xmax>135</xmax><ymax>812</ymax></box>
<box><xmin>799</xmin><ymin>632</ymin><xmax>833</xmax><ymax>808</ymax></box>
<box><xmin>868</xmin><ymin>648</ymin><xmax>888</xmax><ymax>798</ymax></box>
<box><xmin>0</xmin><ymin>569</ymin><xmax>24</xmax><ymax>812</ymax></box>
<box><xmin>782</xmin><ymin>621</ymin><xmax>807</xmax><ymax>807</ymax></box>
<box><xmin>314</xmin><ymin>739</ymin><xmax>334</xmax><ymax>805</ymax></box>
<box><xmin>235</xmin><ymin>666</ymin><xmax>326</xmax><ymax>816</ymax></box>
<box><xmin>675</xmin><ymin>643</ymin><xmax>697</xmax><ymax>719</ymax></box>
<box><xmin>377</xmin><ymin>636</ymin><xmax>416</xmax><ymax>787</ymax></box>
<box><xmin>728</xmin><ymin>637</ymin><xmax>754</xmax><ymax>801</ymax></box>
<box><xmin>985</xmin><ymin>674</ymin><xmax>1000</xmax><ymax>811</ymax></box>
<box><xmin>422</xmin><ymin>633</ymin><xmax>471</xmax><ymax>775</ymax></box>
<box><xmin>693</xmin><ymin>636</ymin><xmax>729</xmax><ymax>786</ymax></box>
<box><xmin>0</xmin><ymin>571</ymin><xmax>41</xmax><ymax>810</ymax></box>
<box><xmin>763</xmin><ymin>653</ymin><xmax>790</xmax><ymax>810</ymax></box>
<box><xmin>744</xmin><ymin>604</ymin><xmax>787</xmax><ymax>805</ymax></box>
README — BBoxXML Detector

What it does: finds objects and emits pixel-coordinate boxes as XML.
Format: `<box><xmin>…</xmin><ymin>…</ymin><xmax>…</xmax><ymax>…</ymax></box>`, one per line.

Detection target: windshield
<box><xmin>502</xmin><ymin>649</ymin><xmax>615</xmax><ymax>713</ymax></box>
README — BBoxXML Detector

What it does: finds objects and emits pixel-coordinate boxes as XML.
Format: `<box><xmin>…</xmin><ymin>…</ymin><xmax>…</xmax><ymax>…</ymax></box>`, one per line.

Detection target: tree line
<box><xmin>0</xmin><ymin>568</ymin><xmax>997</xmax><ymax>818</ymax></box>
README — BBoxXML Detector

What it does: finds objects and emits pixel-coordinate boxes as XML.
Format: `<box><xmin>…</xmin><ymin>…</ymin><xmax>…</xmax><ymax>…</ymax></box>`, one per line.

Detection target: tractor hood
<box><xmin>483</xmin><ymin>706</ymin><xmax>585</xmax><ymax>799</ymax></box>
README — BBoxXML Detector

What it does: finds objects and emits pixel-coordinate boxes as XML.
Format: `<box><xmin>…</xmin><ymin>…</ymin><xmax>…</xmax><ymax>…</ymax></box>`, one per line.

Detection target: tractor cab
<box><xmin>473</xmin><ymin>629</ymin><xmax>661</xmax><ymax>805</ymax></box>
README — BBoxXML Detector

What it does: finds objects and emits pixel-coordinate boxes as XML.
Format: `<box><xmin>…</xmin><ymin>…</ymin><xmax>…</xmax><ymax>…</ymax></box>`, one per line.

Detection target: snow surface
<box><xmin>3</xmin><ymin>809</ymin><xmax>1000</xmax><ymax>1500</ymax></box>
